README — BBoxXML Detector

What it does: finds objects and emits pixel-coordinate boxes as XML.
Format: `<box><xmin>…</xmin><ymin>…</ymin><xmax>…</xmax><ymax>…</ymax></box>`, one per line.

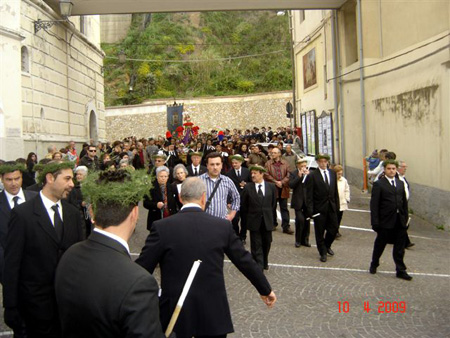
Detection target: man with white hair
<box><xmin>137</xmin><ymin>177</ymin><xmax>276</xmax><ymax>337</ymax></box>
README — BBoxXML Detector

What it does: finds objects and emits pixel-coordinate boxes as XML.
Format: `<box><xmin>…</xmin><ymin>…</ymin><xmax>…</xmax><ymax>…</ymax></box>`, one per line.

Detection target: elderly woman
<box><xmin>143</xmin><ymin>166</ymin><xmax>180</xmax><ymax>231</ymax></box>
<box><xmin>67</xmin><ymin>166</ymin><xmax>92</xmax><ymax>237</ymax></box>
<box><xmin>172</xmin><ymin>163</ymin><xmax>188</xmax><ymax>194</ymax></box>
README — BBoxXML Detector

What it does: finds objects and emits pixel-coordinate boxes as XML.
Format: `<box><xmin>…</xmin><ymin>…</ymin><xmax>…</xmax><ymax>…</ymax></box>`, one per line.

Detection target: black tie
<box><xmin>324</xmin><ymin>171</ymin><xmax>329</xmax><ymax>186</ymax></box>
<box><xmin>12</xmin><ymin>196</ymin><xmax>19</xmax><ymax>208</ymax></box>
<box><xmin>258</xmin><ymin>184</ymin><xmax>264</xmax><ymax>199</ymax></box>
<box><xmin>194</xmin><ymin>168</ymin><xmax>198</xmax><ymax>176</ymax></box>
<box><xmin>391</xmin><ymin>180</ymin><xmax>396</xmax><ymax>188</ymax></box>
<box><xmin>51</xmin><ymin>204</ymin><xmax>64</xmax><ymax>241</ymax></box>
<box><xmin>237</xmin><ymin>170</ymin><xmax>241</xmax><ymax>180</ymax></box>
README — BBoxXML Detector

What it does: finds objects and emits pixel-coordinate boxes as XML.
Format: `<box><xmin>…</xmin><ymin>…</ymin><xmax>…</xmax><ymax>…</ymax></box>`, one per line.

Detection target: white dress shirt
<box><xmin>386</xmin><ymin>176</ymin><xmax>396</xmax><ymax>187</ymax></box>
<box><xmin>39</xmin><ymin>191</ymin><xmax>63</xmax><ymax>226</ymax></box>
<box><xmin>320</xmin><ymin>169</ymin><xmax>330</xmax><ymax>184</ymax></box>
<box><xmin>255</xmin><ymin>182</ymin><xmax>265</xmax><ymax>196</ymax></box>
<box><xmin>93</xmin><ymin>227</ymin><xmax>130</xmax><ymax>254</ymax></box>
<box><xmin>181</xmin><ymin>202</ymin><xmax>202</xmax><ymax>210</ymax></box>
<box><xmin>4</xmin><ymin>188</ymin><xmax>26</xmax><ymax>209</ymax></box>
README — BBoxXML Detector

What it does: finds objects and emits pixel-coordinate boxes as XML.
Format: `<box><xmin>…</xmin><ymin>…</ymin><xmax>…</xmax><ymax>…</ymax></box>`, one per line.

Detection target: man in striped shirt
<box><xmin>200</xmin><ymin>152</ymin><xmax>240</xmax><ymax>221</ymax></box>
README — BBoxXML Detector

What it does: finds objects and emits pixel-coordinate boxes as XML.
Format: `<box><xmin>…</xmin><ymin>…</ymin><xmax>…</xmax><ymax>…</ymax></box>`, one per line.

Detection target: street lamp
<box><xmin>34</xmin><ymin>0</ymin><xmax>74</xmax><ymax>33</ymax></box>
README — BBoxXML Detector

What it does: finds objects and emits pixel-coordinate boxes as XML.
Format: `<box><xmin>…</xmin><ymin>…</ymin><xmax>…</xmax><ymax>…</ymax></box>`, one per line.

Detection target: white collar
<box><xmin>181</xmin><ymin>202</ymin><xmax>203</xmax><ymax>210</ymax></box>
<box><xmin>40</xmin><ymin>191</ymin><xmax>63</xmax><ymax>219</ymax></box>
<box><xmin>4</xmin><ymin>188</ymin><xmax>25</xmax><ymax>206</ymax></box>
<box><xmin>93</xmin><ymin>227</ymin><xmax>130</xmax><ymax>254</ymax></box>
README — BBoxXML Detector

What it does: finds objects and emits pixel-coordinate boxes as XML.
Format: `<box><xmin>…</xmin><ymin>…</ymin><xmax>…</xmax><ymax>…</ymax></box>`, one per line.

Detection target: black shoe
<box><xmin>263</xmin><ymin>265</ymin><xmax>269</xmax><ymax>270</ymax></box>
<box><xmin>283</xmin><ymin>228</ymin><xmax>294</xmax><ymax>235</ymax></box>
<box><xmin>406</xmin><ymin>242</ymin><xmax>415</xmax><ymax>249</ymax></box>
<box><xmin>327</xmin><ymin>248</ymin><xmax>334</xmax><ymax>256</ymax></box>
<box><xmin>335</xmin><ymin>232</ymin><xmax>342</xmax><ymax>238</ymax></box>
<box><xmin>295</xmin><ymin>242</ymin><xmax>301</xmax><ymax>248</ymax></box>
<box><xmin>241</xmin><ymin>239</ymin><xmax>246</xmax><ymax>245</ymax></box>
<box><xmin>396</xmin><ymin>271</ymin><xmax>413</xmax><ymax>281</ymax></box>
<box><xmin>369</xmin><ymin>266</ymin><xmax>377</xmax><ymax>274</ymax></box>
<box><xmin>320</xmin><ymin>255</ymin><xmax>327</xmax><ymax>262</ymax></box>
<box><xmin>301</xmin><ymin>242</ymin><xmax>311</xmax><ymax>247</ymax></box>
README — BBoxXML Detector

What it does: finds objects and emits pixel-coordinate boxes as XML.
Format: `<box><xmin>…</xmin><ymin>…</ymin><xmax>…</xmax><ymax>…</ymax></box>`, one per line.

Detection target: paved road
<box><xmin>1</xmin><ymin>185</ymin><xmax>449</xmax><ymax>337</ymax></box>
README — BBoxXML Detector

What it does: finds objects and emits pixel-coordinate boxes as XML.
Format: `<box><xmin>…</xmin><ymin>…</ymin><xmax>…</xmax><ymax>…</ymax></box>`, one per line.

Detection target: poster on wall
<box><xmin>167</xmin><ymin>104</ymin><xmax>184</xmax><ymax>134</ymax></box>
<box><xmin>301</xmin><ymin>110</ymin><xmax>317</xmax><ymax>155</ymax></box>
<box><xmin>303</xmin><ymin>47</ymin><xmax>317</xmax><ymax>90</ymax></box>
<box><xmin>317</xmin><ymin>110</ymin><xmax>334</xmax><ymax>163</ymax></box>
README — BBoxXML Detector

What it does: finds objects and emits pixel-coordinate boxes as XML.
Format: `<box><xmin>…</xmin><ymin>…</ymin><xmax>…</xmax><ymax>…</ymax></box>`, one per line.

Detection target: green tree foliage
<box><xmin>102</xmin><ymin>11</ymin><xmax>292</xmax><ymax>106</ymax></box>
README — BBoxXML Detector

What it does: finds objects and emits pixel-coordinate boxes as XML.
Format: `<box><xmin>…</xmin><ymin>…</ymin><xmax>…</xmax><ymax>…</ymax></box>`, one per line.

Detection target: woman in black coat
<box><xmin>143</xmin><ymin>166</ymin><xmax>179</xmax><ymax>231</ymax></box>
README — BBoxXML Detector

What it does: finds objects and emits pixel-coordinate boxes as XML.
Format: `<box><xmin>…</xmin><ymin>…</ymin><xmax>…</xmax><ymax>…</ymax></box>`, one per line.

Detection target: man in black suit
<box><xmin>0</xmin><ymin>162</ymin><xmax>38</xmax><ymax>283</ymax></box>
<box><xmin>240</xmin><ymin>165</ymin><xmax>277</xmax><ymax>270</ymax></box>
<box><xmin>55</xmin><ymin>170</ymin><xmax>165</xmax><ymax>337</ymax></box>
<box><xmin>369</xmin><ymin>160</ymin><xmax>412</xmax><ymax>280</ymax></box>
<box><xmin>186</xmin><ymin>152</ymin><xmax>207</xmax><ymax>177</ymax></box>
<box><xmin>136</xmin><ymin>177</ymin><xmax>277</xmax><ymax>338</ymax></box>
<box><xmin>226</xmin><ymin>155</ymin><xmax>251</xmax><ymax>242</ymax></box>
<box><xmin>306</xmin><ymin>153</ymin><xmax>340</xmax><ymax>262</ymax></box>
<box><xmin>3</xmin><ymin>161</ymin><xmax>84</xmax><ymax>337</ymax></box>
<box><xmin>289</xmin><ymin>158</ymin><xmax>312</xmax><ymax>248</ymax></box>
<box><xmin>0</xmin><ymin>162</ymin><xmax>37</xmax><ymax>338</ymax></box>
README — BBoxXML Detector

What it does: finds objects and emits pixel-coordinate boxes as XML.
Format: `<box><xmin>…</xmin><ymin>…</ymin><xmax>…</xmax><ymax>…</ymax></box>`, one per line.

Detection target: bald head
<box><xmin>180</xmin><ymin>177</ymin><xmax>207</xmax><ymax>208</ymax></box>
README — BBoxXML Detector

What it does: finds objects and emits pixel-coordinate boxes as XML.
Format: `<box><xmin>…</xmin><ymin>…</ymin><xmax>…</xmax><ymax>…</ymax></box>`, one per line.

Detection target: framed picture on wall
<box><xmin>317</xmin><ymin>110</ymin><xmax>334</xmax><ymax>163</ymax></box>
<box><xmin>303</xmin><ymin>47</ymin><xmax>317</xmax><ymax>90</ymax></box>
<box><xmin>301</xmin><ymin>110</ymin><xmax>317</xmax><ymax>155</ymax></box>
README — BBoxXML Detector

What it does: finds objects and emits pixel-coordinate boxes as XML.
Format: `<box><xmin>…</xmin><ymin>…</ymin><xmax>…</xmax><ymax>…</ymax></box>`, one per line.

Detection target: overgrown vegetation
<box><xmin>102</xmin><ymin>11</ymin><xmax>292</xmax><ymax>106</ymax></box>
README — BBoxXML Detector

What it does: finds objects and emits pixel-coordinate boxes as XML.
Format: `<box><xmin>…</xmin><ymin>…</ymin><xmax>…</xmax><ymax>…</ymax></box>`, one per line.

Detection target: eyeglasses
<box><xmin>89</xmin><ymin>149</ymin><xmax>97</xmax><ymax>152</ymax></box>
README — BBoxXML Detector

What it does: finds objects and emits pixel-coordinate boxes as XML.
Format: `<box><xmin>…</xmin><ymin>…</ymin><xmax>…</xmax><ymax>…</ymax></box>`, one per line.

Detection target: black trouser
<box><xmin>273</xmin><ymin>188</ymin><xmax>290</xmax><ymax>229</ymax></box>
<box><xmin>371</xmin><ymin>217</ymin><xmax>407</xmax><ymax>272</ymax></box>
<box><xmin>313</xmin><ymin>208</ymin><xmax>338</xmax><ymax>256</ymax></box>
<box><xmin>337</xmin><ymin>211</ymin><xmax>344</xmax><ymax>232</ymax></box>
<box><xmin>294</xmin><ymin>209</ymin><xmax>310</xmax><ymax>244</ymax></box>
<box><xmin>250</xmin><ymin>220</ymin><xmax>272</xmax><ymax>269</ymax></box>
<box><xmin>231</xmin><ymin>211</ymin><xmax>247</xmax><ymax>240</ymax></box>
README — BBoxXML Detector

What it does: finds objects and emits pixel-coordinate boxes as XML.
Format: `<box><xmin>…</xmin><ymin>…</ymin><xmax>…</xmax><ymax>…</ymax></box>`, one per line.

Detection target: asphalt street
<box><xmin>1</xmin><ymin>185</ymin><xmax>449</xmax><ymax>337</ymax></box>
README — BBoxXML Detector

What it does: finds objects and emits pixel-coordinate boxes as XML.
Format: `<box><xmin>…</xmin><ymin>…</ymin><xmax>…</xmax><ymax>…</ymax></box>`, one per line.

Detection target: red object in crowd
<box><xmin>218</xmin><ymin>131</ymin><xmax>224</xmax><ymax>135</ymax></box>
<box><xmin>166</xmin><ymin>131</ymin><xmax>172</xmax><ymax>139</ymax></box>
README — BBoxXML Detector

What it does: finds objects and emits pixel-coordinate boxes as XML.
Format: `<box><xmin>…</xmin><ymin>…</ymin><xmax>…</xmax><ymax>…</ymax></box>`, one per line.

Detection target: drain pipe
<box><xmin>357</xmin><ymin>0</ymin><xmax>367</xmax><ymax>190</ymax></box>
<box><xmin>331</xmin><ymin>11</ymin><xmax>340</xmax><ymax>165</ymax></box>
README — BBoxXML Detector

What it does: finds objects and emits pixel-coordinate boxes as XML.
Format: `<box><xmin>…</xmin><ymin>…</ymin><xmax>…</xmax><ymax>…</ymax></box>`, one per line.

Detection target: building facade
<box><xmin>291</xmin><ymin>0</ymin><xmax>450</xmax><ymax>228</ymax></box>
<box><xmin>0</xmin><ymin>0</ymin><xmax>105</xmax><ymax>161</ymax></box>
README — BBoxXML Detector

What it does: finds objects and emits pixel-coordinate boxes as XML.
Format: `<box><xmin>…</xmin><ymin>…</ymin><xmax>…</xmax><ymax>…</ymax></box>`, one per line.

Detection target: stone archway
<box><xmin>89</xmin><ymin>110</ymin><xmax>98</xmax><ymax>143</ymax></box>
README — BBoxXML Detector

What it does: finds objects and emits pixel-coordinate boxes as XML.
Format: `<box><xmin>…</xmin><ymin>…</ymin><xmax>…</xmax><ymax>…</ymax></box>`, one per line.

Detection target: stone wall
<box><xmin>105</xmin><ymin>91</ymin><xmax>293</xmax><ymax>140</ymax></box>
<box><xmin>20</xmin><ymin>0</ymin><xmax>105</xmax><ymax>159</ymax></box>
<box><xmin>100</xmin><ymin>14</ymin><xmax>132</xmax><ymax>44</ymax></box>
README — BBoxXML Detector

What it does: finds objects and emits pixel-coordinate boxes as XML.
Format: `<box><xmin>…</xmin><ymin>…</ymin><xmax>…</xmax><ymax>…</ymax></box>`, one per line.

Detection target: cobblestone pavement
<box><xmin>1</xmin><ymin>185</ymin><xmax>449</xmax><ymax>337</ymax></box>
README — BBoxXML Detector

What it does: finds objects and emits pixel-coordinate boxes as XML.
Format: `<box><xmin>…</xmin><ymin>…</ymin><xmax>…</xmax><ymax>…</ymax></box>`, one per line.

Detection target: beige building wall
<box><xmin>292</xmin><ymin>1</ymin><xmax>450</xmax><ymax>228</ymax></box>
<box><xmin>18</xmin><ymin>0</ymin><xmax>105</xmax><ymax>159</ymax></box>
<box><xmin>105</xmin><ymin>92</ymin><xmax>293</xmax><ymax>140</ymax></box>
<box><xmin>100</xmin><ymin>14</ymin><xmax>132</xmax><ymax>44</ymax></box>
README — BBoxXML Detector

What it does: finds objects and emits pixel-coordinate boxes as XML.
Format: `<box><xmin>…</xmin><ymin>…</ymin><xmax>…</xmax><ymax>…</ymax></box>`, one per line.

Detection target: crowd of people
<box><xmin>0</xmin><ymin>125</ymin><xmax>414</xmax><ymax>337</ymax></box>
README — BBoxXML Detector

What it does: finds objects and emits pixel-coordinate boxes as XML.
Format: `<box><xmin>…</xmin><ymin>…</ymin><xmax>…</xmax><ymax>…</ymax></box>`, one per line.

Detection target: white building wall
<box><xmin>17</xmin><ymin>0</ymin><xmax>105</xmax><ymax>159</ymax></box>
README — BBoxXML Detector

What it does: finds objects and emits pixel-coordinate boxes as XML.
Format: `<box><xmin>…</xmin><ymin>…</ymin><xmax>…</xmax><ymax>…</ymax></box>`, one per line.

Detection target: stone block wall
<box><xmin>105</xmin><ymin>91</ymin><xmax>293</xmax><ymax>140</ymax></box>
<box><xmin>20</xmin><ymin>0</ymin><xmax>105</xmax><ymax>158</ymax></box>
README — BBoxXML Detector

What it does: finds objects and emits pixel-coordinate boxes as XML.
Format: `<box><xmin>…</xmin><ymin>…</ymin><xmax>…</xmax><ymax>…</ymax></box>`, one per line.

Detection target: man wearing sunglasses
<box><xmin>79</xmin><ymin>145</ymin><xmax>100</xmax><ymax>171</ymax></box>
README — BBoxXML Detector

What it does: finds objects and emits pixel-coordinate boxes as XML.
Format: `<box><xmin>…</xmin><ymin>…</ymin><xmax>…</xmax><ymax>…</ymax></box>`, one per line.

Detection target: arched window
<box><xmin>89</xmin><ymin>110</ymin><xmax>98</xmax><ymax>143</ymax></box>
<box><xmin>21</xmin><ymin>46</ymin><xmax>30</xmax><ymax>73</ymax></box>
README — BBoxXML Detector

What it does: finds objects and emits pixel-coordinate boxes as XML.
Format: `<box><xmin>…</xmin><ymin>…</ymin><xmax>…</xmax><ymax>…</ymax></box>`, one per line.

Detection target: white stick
<box><xmin>165</xmin><ymin>260</ymin><xmax>202</xmax><ymax>337</ymax></box>
<box><xmin>306</xmin><ymin>213</ymin><xmax>321</xmax><ymax>221</ymax></box>
<box><xmin>301</xmin><ymin>159</ymin><xmax>313</xmax><ymax>183</ymax></box>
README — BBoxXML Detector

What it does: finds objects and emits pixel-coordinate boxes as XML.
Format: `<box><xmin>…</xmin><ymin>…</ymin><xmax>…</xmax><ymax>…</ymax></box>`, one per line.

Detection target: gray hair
<box><xmin>156</xmin><ymin>165</ymin><xmax>170</xmax><ymax>176</ymax></box>
<box><xmin>173</xmin><ymin>163</ymin><xmax>188</xmax><ymax>179</ymax></box>
<box><xmin>47</xmin><ymin>145</ymin><xmax>55</xmax><ymax>152</ymax></box>
<box><xmin>180</xmin><ymin>177</ymin><xmax>206</xmax><ymax>202</ymax></box>
<box><xmin>74</xmin><ymin>165</ymin><xmax>88</xmax><ymax>175</ymax></box>
<box><xmin>119</xmin><ymin>159</ymin><xmax>129</xmax><ymax>166</ymax></box>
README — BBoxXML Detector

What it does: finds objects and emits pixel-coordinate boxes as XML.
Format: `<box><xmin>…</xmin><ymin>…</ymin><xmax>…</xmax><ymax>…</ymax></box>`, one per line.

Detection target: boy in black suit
<box><xmin>226</xmin><ymin>155</ymin><xmax>251</xmax><ymax>242</ymax></box>
<box><xmin>241</xmin><ymin>165</ymin><xmax>277</xmax><ymax>270</ymax></box>
<box><xmin>369</xmin><ymin>160</ymin><xmax>412</xmax><ymax>281</ymax></box>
